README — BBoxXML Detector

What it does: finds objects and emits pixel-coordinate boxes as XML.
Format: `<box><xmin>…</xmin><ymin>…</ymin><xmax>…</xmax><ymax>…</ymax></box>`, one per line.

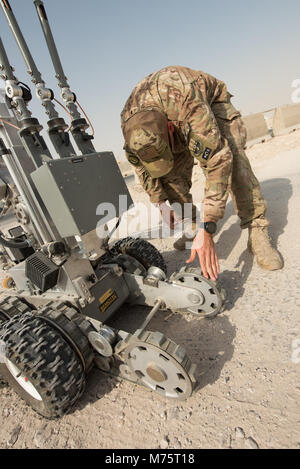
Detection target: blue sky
<box><xmin>0</xmin><ymin>0</ymin><xmax>299</xmax><ymax>160</ymax></box>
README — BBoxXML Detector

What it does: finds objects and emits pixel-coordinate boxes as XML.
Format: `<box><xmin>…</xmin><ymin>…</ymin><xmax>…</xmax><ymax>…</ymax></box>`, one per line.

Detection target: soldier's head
<box><xmin>122</xmin><ymin>109</ymin><xmax>174</xmax><ymax>178</ymax></box>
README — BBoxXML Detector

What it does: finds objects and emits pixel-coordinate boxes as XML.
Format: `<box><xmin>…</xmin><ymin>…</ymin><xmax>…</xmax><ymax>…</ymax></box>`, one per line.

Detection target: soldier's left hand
<box><xmin>158</xmin><ymin>202</ymin><xmax>178</xmax><ymax>229</ymax></box>
<box><xmin>186</xmin><ymin>229</ymin><xmax>220</xmax><ymax>281</ymax></box>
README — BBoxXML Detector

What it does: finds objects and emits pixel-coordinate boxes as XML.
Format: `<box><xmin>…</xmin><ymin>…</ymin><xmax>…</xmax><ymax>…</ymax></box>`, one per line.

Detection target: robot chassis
<box><xmin>0</xmin><ymin>0</ymin><xmax>225</xmax><ymax>418</ymax></box>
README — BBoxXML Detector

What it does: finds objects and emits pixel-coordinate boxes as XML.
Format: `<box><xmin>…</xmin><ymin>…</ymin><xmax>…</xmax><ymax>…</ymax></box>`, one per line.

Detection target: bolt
<box><xmin>79</xmin><ymin>298</ymin><xmax>87</xmax><ymax>308</ymax></box>
<box><xmin>188</xmin><ymin>293</ymin><xmax>204</xmax><ymax>305</ymax></box>
<box><xmin>190</xmin><ymin>294</ymin><xmax>200</xmax><ymax>304</ymax></box>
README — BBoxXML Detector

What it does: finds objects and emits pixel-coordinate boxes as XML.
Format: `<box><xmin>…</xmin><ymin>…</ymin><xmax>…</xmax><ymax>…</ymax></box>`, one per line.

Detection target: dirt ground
<box><xmin>0</xmin><ymin>130</ymin><xmax>300</xmax><ymax>449</ymax></box>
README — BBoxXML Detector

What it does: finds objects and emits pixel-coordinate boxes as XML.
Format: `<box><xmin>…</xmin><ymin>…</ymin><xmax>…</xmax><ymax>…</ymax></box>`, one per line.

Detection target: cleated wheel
<box><xmin>124</xmin><ymin>331</ymin><xmax>197</xmax><ymax>400</ymax></box>
<box><xmin>0</xmin><ymin>296</ymin><xmax>32</xmax><ymax>325</ymax></box>
<box><xmin>170</xmin><ymin>267</ymin><xmax>226</xmax><ymax>319</ymax></box>
<box><xmin>0</xmin><ymin>312</ymin><xmax>85</xmax><ymax>419</ymax></box>
<box><xmin>36</xmin><ymin>303</ymin><xmax>95</xmax><ymax>374</ymax></box>
<box><xmin>111</xmin><ymin>237</ymin><xmax>167</xmax><ymax>275</ymax></box>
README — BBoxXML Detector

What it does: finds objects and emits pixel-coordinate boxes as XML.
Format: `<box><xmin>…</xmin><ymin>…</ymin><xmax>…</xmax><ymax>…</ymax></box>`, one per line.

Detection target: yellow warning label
<box><xmin>99</xmin><ymin>289</ymin><xmax>118</xmax><ymax>313</ymax></box>
<box><xmin>100</xmin><ymin>288</ymin><xmax>113</xmax><ymax>304</ymax></box>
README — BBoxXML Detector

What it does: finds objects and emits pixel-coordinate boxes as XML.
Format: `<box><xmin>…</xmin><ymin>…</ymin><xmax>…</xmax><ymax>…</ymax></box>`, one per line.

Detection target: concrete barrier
<box><xmin>242</xmin><ymin>112</ymin><xmax>272</xmax><ymax>147</ymax></box>
<box><xmin>272</xmin><ymin>104</ymin><xmax>300</xmax><ymax>136</ymax></box>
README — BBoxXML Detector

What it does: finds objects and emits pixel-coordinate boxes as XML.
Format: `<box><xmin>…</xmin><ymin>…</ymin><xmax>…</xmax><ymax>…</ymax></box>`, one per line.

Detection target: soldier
<box><xmin>121</xmin><ymin>66</ymin><xmax>283</xmax><ymax>281</ymax></box>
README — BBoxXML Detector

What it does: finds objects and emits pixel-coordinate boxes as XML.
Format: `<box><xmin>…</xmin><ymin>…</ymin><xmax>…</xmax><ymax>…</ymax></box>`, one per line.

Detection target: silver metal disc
<box><xmin>171</xmin><ymin>267</ymin><xmax>225</xmax><ymax>318</ymax></box>
<box><xmin>125</xmin><ymin>332</ymin><xmax>195</xmax><ymax>400</ymax></box>
<box><xmin>88</xmin><ymin>331</ymin><xmax>113</xmax><ymax>357</ymax></box>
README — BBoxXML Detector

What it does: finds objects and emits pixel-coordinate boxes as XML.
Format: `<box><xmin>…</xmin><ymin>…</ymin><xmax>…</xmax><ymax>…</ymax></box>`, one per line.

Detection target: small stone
<box><xmin>166</xmin><ymin>407</ymin><xmax>180</xmax><ymax>420</ymax></box>
<box><xmin>3</xmin><ymin>408</ymin><xmax>10</xmax><ymax>417</ymax></box>
<box><xmin>173</xmin><ymin>437</ymin><xmax>182</xmax><ymax>448</ymax></box>
<box><xmin>222</xmin><ymin>434</ymin><xmax>232</xmax><ymax>448</ymax></box>
<box><xmin>34</xmin><ymin>426</ymin><xmax>51</xmax><ymax>448</ymax></box>
<box><xmin>66</xmin><ymin>439</ymin><xmax>77</xmax><ymax>449</ymax></box>
<box><xmin>7</xmin><ymin>425</ymin><xmax>21</xmax><ymax>447</ymax></box>
<box><xmin>235</xmin><ymin>427</ymin><xmax>245</xmax><ymax>439</ymax></box>
<box><xmin>245</xmin><ymin>437</ymin><xmax>259</xmax><ymax>449</ymax></box>
<box><xmin>160</xmin><ymin>437</ymin><xmax>169</xmax><ymax>449</ymax></box>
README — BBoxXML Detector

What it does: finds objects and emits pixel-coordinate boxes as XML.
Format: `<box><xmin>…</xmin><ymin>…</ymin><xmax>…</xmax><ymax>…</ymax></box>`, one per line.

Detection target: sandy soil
<box><xmin>0</xmin><ymin>130</ymin><xmax>299</xmax><ymax>449</ymax></box>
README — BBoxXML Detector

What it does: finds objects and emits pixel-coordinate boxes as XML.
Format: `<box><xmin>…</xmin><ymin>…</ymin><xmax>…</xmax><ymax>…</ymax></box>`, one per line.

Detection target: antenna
<box><xmin>34</xmin><ymin>0</ymin><xmax>96</xmax><ymax>155</ymax></box>
<box><xmin>0</xmin><ymin>0</ymin><xmax>77</xmax><ymax>158</ymax></box>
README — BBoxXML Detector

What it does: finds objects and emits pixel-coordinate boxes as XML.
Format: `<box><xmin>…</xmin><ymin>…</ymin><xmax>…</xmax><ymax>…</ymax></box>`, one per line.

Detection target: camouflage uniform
<box><xmin>121</xmin><ymin>66</ymin><xmax>268</xmax><ymax>228</ymax></box>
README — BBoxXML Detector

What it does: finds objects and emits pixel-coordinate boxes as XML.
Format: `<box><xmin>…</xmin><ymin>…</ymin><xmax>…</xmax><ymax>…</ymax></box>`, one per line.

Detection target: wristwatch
<box><xmin>200</xmin><ymin>221</ymin><xmax>217</xmax><ymax>235</ymax></box>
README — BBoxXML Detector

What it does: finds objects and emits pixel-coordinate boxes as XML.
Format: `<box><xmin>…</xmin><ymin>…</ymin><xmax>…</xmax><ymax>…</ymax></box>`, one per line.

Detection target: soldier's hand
<box><xmin>158</xmin><ymin>202</ymin><xmax>177</xmax><ymax>229</ymax></box>
<box><xmin>186</xmin><ymin>229</ymin><xmax>220</xmax><ymax>281</ymax></box>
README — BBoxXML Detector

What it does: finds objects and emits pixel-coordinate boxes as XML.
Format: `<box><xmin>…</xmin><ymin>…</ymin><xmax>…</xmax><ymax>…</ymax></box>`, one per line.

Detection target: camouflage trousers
<box><xmin>135</xmin><ymin>106</ymin><xmax>269</xmax><ymax>229</ymax></box>
<box><xmin>214</xmin><ymin>109</ymin><xmax>269</xmax><ymax>229</ymax></box>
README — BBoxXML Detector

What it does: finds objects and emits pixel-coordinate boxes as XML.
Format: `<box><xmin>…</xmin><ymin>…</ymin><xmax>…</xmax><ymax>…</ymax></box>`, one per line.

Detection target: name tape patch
<box><xmin>202</xmin><ymin>147</ymin><xmax>212</xmax><ymax>160</ymax></box>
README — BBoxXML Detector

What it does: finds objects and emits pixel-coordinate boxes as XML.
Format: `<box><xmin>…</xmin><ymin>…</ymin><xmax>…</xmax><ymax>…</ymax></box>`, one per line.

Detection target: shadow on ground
<box><xmin>75</xmin><ymin>368</ymin><xmax>119</xmax><ymax>413</ymax></box>
<box><xmin>0</xmin><ymin>379</ymin><xmax>6</xmax><ymax>390</ymax></box>
<box><xmin>162</xmin><ymin>177</ymin><xmax>292</xmax><ymax>312</ymax></box>
<box><xmin>107</xmin><ymin>303</ymin><xmax>236</xmax><ymax>396</ymax></box>
<box><xmin>216</xmin><ymin>177</ymin><xmax>292</xmax><ymax>261</ymax></box>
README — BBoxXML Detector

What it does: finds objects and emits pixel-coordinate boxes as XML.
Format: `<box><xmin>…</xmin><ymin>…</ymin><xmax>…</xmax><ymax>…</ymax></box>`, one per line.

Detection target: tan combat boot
<box><xmin>173</xmin><ymin>222</ymin><xmax>197</xmax><ymax>251</ymax></box>
<box><xmin>248</xmin><ymin>227</ymin><xmax>283</xmax><ymax>271</ymax></box>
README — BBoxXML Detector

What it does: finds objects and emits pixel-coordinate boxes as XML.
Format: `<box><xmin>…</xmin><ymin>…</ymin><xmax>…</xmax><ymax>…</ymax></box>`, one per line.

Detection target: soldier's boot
<box><xmin>173</xmin><ymin>222</ymin><xmax>197</xmax><ymax>251</ymax></box>
<box><xmin>248</xmin><ymin>227</ymin><xmax>283</xmax><ymax>271</ymax></box>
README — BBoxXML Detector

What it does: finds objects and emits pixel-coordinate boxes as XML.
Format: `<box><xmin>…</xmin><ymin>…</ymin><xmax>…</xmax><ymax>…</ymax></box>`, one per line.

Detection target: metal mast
<box><xmin>0</xmin><ymin>35</ymin><xmax>51</xmax><ymax>169</ymax></box>
<box><xmin>0</xmin><ymin>0</ymin><xmax>76</xmax><ymax>158</ymax></box>
<box><xmin>33</xmin><ymin>0</ymin><xmax>96</xmax><ymax>155</ymax></box>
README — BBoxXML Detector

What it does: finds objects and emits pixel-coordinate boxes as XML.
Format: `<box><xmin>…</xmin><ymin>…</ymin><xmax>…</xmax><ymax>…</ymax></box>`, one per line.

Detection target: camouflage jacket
<box><xmin>121</xmin><ymin>66</ymin><xmax>241</xmax><ymax>223</ymax></box>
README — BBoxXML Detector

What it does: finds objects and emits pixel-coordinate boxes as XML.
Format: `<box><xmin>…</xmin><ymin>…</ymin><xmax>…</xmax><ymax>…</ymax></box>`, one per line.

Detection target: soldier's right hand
<box><xmin>186</xmin><ymin>229</ymin><xmax>220</xmax><ymax>281</ymax></box>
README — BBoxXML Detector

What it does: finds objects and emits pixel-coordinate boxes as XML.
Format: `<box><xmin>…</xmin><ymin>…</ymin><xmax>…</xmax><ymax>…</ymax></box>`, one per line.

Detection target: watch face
<box><xmin>205</xmin><ymin>222</ymin><xmax>217</xmax><ymax>234</ymax></box>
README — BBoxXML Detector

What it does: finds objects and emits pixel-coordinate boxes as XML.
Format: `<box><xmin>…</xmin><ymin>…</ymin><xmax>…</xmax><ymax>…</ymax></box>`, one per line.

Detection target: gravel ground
<box><xmin>0</xmin><ymin>130</ymin><xmax>299</xmax><ymax>449</ymax></box>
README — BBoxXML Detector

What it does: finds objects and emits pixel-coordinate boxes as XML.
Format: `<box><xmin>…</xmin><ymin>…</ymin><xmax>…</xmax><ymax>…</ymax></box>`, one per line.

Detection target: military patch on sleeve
<box><xmin>193</xmin><ymin>140</ymin><xmax>204</xmax><ymax>157</ymax></box>
<box><xmin>202</xmin><ymin>147</ymin><xmax>212</xmax><ymax>160</ymax></box>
